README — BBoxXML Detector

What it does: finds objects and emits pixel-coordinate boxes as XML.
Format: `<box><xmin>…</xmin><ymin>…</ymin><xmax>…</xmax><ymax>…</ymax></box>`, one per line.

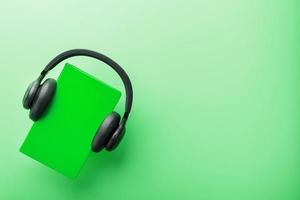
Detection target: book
<box><xmin>20</xmin><ymin>63</ymin><xmax>121</xmax><ymax>179</ymax></box>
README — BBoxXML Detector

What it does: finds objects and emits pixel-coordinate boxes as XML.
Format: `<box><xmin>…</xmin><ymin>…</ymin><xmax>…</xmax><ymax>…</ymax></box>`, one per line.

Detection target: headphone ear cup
<box><xmin>92</xmin><ymin>112</ymin><xmax>121</xmax><ymax>152</ymax></box>
<box><xmin>23</xmin><ymin>80</ymin><xmax>40</xmax><ymax>109</ymax></box>
<box><xmin>105</xmin><ymin>123</ymin><xmax>126</xmax><ymax>151</ymax></box>
<box><xmin>29</xmin><ymin>78</ymin><xmax>56</xmax><ymax>121</ymax></box>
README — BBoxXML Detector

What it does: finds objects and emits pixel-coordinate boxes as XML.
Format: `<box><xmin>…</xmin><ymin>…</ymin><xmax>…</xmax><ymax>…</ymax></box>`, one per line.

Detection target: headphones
<box><xmin>22</xmin><ymin>49</ymin><xmax>133</xmax><ymax>152</ymax></box>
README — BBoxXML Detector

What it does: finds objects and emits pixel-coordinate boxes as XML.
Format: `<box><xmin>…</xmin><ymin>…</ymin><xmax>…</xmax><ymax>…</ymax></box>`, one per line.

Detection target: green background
<box><xmin>0</xmin><ymin>0</ymin><xmax>299</xmax><ymax>199</ymax></box>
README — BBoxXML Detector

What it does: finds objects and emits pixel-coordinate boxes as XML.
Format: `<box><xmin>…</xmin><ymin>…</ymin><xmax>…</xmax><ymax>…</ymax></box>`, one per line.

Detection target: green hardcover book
<box><xmin>20</xmin><ymin>63</ymin><xmax>121</xmax><ymax>179</ymax></box>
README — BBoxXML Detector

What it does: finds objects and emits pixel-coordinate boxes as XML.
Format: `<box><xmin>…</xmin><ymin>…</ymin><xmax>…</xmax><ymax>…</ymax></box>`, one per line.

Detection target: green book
<box><xmin>20</xmin><ymin>63</ymin><xmax>121</xmax><ymax>179</ymax></box>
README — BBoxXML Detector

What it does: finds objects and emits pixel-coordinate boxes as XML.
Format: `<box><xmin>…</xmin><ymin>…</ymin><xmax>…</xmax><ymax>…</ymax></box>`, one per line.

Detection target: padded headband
<box><xmin>38</xmin><ymin>49</ymin><xmax>133</xmax><ymax>120</ymax></box>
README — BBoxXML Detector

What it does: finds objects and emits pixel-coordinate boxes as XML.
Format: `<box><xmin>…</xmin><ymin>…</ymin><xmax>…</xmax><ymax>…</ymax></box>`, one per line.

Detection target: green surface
<box><xmin>20</xmin><ymin>63</ymin><xmax>121</xmax><ymax>179</ymax></box>
<box><xmin>0</xmin><ymin>0</ymin><xmax>299</xmax><ymax>199</ymax></box>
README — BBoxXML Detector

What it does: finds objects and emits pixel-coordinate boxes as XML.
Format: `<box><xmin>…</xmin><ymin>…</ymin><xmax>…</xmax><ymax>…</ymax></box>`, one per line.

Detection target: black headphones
<box><xmin>22</xmin><ymin>49</ymin><xmax>133</xmax><ymax>152</ymax></box>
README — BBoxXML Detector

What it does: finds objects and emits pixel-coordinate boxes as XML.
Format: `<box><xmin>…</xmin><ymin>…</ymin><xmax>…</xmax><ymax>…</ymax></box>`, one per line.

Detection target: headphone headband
<box><xmin>38</xmin><ymin>49</ymin><xmax>133</xmax><ymax>120</ymax></box>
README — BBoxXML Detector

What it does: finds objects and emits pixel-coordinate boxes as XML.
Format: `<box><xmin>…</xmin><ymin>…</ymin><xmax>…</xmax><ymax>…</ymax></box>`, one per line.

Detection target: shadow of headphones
<box><xmin>22</xmin><ymin>49</ymin><xmax>133</xmax><ymax>153</ymax></box>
